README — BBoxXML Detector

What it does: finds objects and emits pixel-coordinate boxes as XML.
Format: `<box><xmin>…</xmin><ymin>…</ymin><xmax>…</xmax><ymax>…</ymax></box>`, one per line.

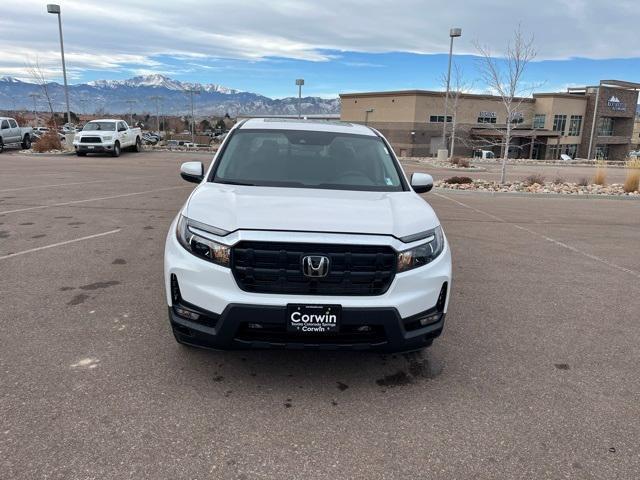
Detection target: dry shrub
<box><xmin>450</xmin><ymin>156</ymin><xmax>460</xmax><ymax>165</ymax></box>
<box><xmin>444</xmin><ymin>176</ymin><xmax>473</xmax><ymax>184</ymax></box>
<box><xmin>456</xmin><ymin>158</ymin><xmax>470</xmax><ymax>168</ymax></box>
<box><xmin>577</xmin><ymin>177</ymin><xmax>589</xmax><ymax>187</ymax></box>
<box><xmin>32</xmin><ymin>130</ymin><xmax>62</xmax><ymax>152</ymax></box>
<box><xmin>553</xmin><ymin>176</ymin><xmax>565</xmax><ymax>185</ymax></box>
<box><xmin>524</xmin><ymin>174</ymin><xmax>545</xmax><ymax>186</ymax></box>
<box><xmin>623</xmin><ymin>158</ymin><xmax>640</xmax><ymax>193</ymax></box>
<box><xmin>593</xmin><ymin>160</ymin><xmax>607</xmax><ymax>186</ymax></box>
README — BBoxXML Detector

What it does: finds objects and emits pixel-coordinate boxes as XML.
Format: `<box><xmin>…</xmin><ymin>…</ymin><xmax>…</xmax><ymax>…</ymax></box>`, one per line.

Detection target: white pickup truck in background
<box><xmin>0</xmin><ymin>117</ymin><xmax>33</xmax><ymax>153</ymax></box>
<box><xmin>73</xmin><ymin>119</ymin><xmax>142</xmax><ymax>157</ymax></box>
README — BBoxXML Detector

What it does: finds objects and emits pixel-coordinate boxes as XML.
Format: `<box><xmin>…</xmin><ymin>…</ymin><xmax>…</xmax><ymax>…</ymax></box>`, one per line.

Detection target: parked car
<box><xmin>0</xmin><ymin>117</ymin><xmax>33</xmax><ymax>152</ymax></box>
<box><xmin>164</xmin><ymin>118</ymin><xmax>452</xmax><ymax>352</ymax></box>
<box><xmin>72</xmin><ymin>119</ymin><xmax>142</xmax><ymax>157</ymax></box>
<box><xmin>473</xmin><ymin>149</ymin><xmax>496</xmax><ymax>159</ymax></box>
<box><xmin>628</xmin><ymin>150</ymin><xmax>640</xmax><ymax>159</ymax></box>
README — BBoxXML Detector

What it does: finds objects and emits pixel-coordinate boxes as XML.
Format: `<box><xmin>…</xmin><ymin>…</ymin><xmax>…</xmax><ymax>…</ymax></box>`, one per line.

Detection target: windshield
<box><xmin>213</xmin><ymin>129</ymin><xmax>404</xmax><ymax>191</ymax></box>
<box><xmin>83</xmin><ymin>122</ymin><xmax>116</xmax><ymax>131</ymax></box>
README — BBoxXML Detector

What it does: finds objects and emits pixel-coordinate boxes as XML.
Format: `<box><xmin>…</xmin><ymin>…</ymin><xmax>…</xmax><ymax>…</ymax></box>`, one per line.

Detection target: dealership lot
<box><xmin>1</xmin><ymin>151</ymin><xmax>639</xmax><ymax>479</ymax></box>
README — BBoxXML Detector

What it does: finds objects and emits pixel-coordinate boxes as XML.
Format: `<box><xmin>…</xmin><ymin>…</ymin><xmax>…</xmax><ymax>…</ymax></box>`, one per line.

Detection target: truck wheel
<box><xmin>133</xmin><ymin>137</ymin><xmax>142</xmax><ymax>152</ymax></box>
<box><xmin>111</xmin><ymin>141</ymin><xmax>121</xmax><ymax>157</ymax></box>
<box><xmin>0</xmin><ymin>138</ymin><xmax>3</xmax><ymax>154</ymax></box>
<box><xmin>21</xmin><ymin>135</ymin><xmax>31</xmax><ymax>149</ymax></box>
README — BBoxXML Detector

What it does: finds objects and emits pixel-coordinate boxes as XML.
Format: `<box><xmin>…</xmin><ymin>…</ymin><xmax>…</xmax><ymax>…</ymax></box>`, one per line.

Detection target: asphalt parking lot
<box><xmin>1</xmin><ymin>150</ymin><xmax>639</xmax><ymax>479</ymax></box>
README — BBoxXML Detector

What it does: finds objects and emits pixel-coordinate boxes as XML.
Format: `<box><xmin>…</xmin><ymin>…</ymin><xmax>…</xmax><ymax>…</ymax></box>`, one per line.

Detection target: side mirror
<box><xmin>411</xmin><ymin>173</ymin><xmax>434</xmax><ymax>194</ymax></box>
<box><xmin>180</xmin><ymin>162</ymin><xmax>204</xmax><ymax>184</ymax></box>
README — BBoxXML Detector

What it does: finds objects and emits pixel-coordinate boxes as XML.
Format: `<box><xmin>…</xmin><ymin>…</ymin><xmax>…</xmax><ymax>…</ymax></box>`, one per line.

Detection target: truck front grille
<box><xmin>231</xmin><ymin>241</ymin><xmax>396</xmax><ymax>296</ymax></box>
<box><xmin>80</xmin><ymin>136</ymin><xmax>102</xmax><ymax>143</ymax></box>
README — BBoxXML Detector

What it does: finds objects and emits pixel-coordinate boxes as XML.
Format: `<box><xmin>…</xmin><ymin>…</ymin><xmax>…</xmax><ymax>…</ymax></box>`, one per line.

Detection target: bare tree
<box><xmin>25</xmin><ymin>57</ymin><xmax>56</xmax><ymax>123</ymax></box>
<box><xmin>475</xmin><ymin>26</ymin><xmax>536</xmax><ymax>183</ymax></box>
<box><xmin>441</xmin><ymin>63</ymin><xmax>474</xmax><ymax>161</ymax></box>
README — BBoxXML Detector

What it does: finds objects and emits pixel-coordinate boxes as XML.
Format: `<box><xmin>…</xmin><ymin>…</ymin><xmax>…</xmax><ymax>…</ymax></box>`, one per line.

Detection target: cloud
<box><xmin>1</xmin><ymin>0</ymin><xmax>639</xmax><ymax>83</ymax></box>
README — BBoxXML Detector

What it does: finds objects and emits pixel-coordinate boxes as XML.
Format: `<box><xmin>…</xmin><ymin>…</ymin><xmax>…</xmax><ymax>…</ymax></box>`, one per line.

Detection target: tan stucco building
<box><xmin>340</xmin><ymin>80</ymin><xmax>640</xmax><ymax>160</ymax></box>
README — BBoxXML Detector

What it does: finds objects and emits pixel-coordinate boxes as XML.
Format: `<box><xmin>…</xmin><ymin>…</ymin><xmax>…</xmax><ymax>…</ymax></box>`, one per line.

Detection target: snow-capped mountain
<box><xmin>0</xmin><ymin>74</ymin><xmax>340</xmax><ymax>116</ymax></box>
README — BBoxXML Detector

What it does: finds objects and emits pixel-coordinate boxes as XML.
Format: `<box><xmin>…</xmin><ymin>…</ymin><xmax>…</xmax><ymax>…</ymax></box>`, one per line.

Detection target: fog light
<box><xmin>356</xmin><ymin>325</ymin><xmax>372</xmax><ymax>332</ymax></box>
<box><xmin>419</xmin><ymin>313</ymin><xmax>441</xmax><ymax>326</ymax></box>
<box><xmin>247</xmin><ymin>323</ymin><xmax>263</xmax><ymax>329</ymax></box>
<box><xmin>174</xmin><ymin>306</ymin><xmax>200</xmax><ymax>321</ymax></box>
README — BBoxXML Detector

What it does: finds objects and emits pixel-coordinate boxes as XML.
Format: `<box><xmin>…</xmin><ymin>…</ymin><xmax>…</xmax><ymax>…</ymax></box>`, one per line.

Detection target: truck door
<box><xmin>1</xmin><ymin>119</ymin><xmax>11</xmax><ymax>144</ymax></box>
<box><xmin>8</xmin><ymin>119</ymin><xmax>20</xmax><ymax>143</ymax></box>
<box><xmin>118</xmin><ymin>122</ymin><xmax>128</xmax><ymax>145</ymax></box>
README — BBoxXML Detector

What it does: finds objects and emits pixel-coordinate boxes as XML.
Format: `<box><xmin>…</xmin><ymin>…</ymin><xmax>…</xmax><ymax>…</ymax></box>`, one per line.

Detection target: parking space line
<box><xmin>434</xmin><ymin>192</ymin><xmax>640</xmax><ymax>279</ymax></box>
<box><xmin>0</xmin><ymin>229</ymin><xmax>121</xmax><ymax>261</ymax></box>
<box><xmin>0</xmin><ymin>185</ymin><xmax>188</xmax><ymax>215</ymax></box>
<box><xmin>0</xmin><ymin>179</ymin><xmax>110</xmax><ymax>193</ymax></box>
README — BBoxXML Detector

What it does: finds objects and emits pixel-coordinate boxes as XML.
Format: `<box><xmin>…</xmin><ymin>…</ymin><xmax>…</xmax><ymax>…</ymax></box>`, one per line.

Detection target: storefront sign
<box><xmin>607</xmin><ymin>96</ymin><xmax>626</xmax><ymax>112</ymax></box>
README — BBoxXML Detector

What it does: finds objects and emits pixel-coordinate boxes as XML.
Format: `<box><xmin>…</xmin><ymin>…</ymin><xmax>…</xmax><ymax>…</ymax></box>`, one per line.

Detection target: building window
<box><xmin>510</xmin><ymin>112</ymin><xmax>524</xmax><ymax>124</ymax></box>
<box><xmin>552</xmin><ymin>115</ymin><xmax>567</xmax><ymax>134</ymax></box>
<box><xmin>564</xmin><ymin>144</ymin><xmax>578</xmax><ymax>158</ymax></box>
<box><xmin>429</xmin><ymin>115</ymin><xmax>452</xmax><ymax>123</ymax></box>
<box><xmin>477</xmin><ymin>111</ymin><xmax>497</xmax><ymax>124</ymax></box>
<box><xmin>597</xmin><ymin>117</ymin><xmax>614</xmax><ymax>136</ymax></box>
<box><xmin>568</xmin><ymin>115</ymin><xmax>583</xmax><ymax>136</ymax></box>
<box><xmin>595</xmin><ymin>145</ymin><xmax>610</xmax><ymax>160</ymax></box>
<box><xmin>533</xmin><ymin>114</ymin><xmax>546</xmax><ymax>129</ymax></box>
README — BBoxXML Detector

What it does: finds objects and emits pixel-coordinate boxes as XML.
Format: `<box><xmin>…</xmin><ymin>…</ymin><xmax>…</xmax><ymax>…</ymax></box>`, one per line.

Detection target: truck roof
<box><xmin>239</xmin><ymin>118</ymin><xmax>376</xmax><ymax>136</ymax></box>
<box><xmin>88</xmin><ymin>119</ymin><xmax>121</xmax><ymax>123</ymax></box>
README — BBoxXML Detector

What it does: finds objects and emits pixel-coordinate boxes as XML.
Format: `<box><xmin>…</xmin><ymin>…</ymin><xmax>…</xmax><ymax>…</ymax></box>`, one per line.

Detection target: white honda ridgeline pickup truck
<box><xmin>73</xmin><ymin>119</ymin><xmax>142</xmax><ymax>157</ymax></box>
<box><xmin>164</xmin><ymin>118</ymin><xmax>452</xmax><ymax>352</ymax></box>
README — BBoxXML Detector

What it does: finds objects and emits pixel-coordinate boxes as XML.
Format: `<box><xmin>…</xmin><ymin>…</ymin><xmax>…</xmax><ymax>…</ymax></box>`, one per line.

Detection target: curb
<box><xmin>433</xmin><ymin>188</ymin><xmax>640</xmax><ymax>201</ymax></box>
<box><xmin>17</xmin><ymin>150</ymin><xmax>75</xmax><ymax>156</ymax></box>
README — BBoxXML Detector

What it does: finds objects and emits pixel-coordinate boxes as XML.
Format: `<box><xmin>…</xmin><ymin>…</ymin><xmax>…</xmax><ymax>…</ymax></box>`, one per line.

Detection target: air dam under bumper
<box><xmin>74</xmin><ymin>144</ymin><xmax>114</xmax><ymax>153</ymax></box>
<box><xmin>169</xmin><ymin>303</ymin><xmax>446</xmax><ymax>352</ymax></box>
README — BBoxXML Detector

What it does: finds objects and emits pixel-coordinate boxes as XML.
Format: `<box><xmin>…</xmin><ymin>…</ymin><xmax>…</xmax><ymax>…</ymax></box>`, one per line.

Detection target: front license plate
<box><xmin>287</xmin><ymin>304</ymin><xmax>341</xmax><ymax>334</ymax></box>
<box><xmin>88</xmin><ymin>146</ymin><xmax>94</xmax><ymax>149</ymax></box>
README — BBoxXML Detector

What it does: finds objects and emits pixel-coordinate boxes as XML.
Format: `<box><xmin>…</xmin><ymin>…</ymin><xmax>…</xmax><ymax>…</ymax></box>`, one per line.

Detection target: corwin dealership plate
<box><xmin>287</xmin><ymin>304</ymin><xmax>341</xmax><ymax>334</ymax></box>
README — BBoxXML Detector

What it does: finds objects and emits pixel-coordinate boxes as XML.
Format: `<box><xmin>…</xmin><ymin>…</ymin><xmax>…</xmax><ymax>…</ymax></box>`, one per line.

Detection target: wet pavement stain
<box><xmin>79</xmin><ymin>281</ymin><xmax>121</xmax><ymax>290</ymax></box>
<box><xmin>554</xmin><ymin>363</ymin><xmax>570</xmax><ymax>370</ymax></box>
<box><xmin>68</xmin><ymin>221</ymin><xmax>85</xmax><ymax>226</ymax></box>
<box><xmin>213</xmin><ymin>375</ymin><xmax>224</xmax><ymax>382</ymax></box>
<box><xmin>376</xmin><ymin>371</ymin><xmax>413</xmax><ymax>387</ymax></box>
<box><xmin>0</xmin><ymin>231</ymin><xmax>9</xmax><ymax>239</ymax></box>
<box><xmin>31</xmin><ymin>234</ymin><xmax>46</xmax><ymax>239</ymax></box>
<box><xmin>54</xmin><ymin>216</ymin><xmax>73</xmax><ymax>219</ymax></box>
<box><xmin>59</xmin><ymin>287</ymin><xmax>74</xmax><ymax>291</ymax></box>
<box><xmin>19</xmin><ymin>222</ymin><xmax>34</xmax><ymax>226</ymax></box>
<box><xmin>143</xmin><ymin>226</ymin><xmax>154</xmax><ymax>230</ymax></box>
<box><xmin>376</xmin><ymin>353</ymin><xmax>443</xmax><ymax>387</ymax></box>
<box><xmin>67</xmin><ymin>293</ymin><xmax>90</xmax><ymax>306</ymax></box>
<box><xmin>112</xmin><ymin>258</ymin><xmax>127</xmax><ymax>265</ymax></box>
<box><xmin>336</xmin><ymin>381</ymin><xmax>349</xmax><ymax>391</ymax></box>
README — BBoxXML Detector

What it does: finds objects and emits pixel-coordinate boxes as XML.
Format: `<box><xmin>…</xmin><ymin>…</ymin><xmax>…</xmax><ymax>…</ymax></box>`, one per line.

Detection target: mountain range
<box><xmin>0</xmin><ymin>74</ymin><xmax>340</xmax><ymax>117</ymax></box>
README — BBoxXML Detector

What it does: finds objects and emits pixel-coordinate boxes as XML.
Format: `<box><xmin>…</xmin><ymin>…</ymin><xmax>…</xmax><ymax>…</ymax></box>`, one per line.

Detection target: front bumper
<box><xmin>169</xmin><ymin>302</ymin><xmax>445</xmax><ymax>352</ymax></box>
<box><xmin>74</xmin><ymin>143</ymin><xmax>114</xmax><ymax>153</ymax></box>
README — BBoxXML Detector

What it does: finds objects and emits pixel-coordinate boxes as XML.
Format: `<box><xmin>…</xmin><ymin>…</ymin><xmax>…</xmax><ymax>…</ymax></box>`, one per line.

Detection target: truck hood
<box><xmin>184</xmin><ymin>184</ymin><xmax>439</xmax><ymax>238</ymax></box>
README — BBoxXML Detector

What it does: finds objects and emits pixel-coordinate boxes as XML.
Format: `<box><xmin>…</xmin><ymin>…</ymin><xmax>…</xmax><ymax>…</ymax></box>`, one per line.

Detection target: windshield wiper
<box><xmin>216</xmin><ymin>180</ymin><xmax>256</xmax><ymax>186</ymax></box>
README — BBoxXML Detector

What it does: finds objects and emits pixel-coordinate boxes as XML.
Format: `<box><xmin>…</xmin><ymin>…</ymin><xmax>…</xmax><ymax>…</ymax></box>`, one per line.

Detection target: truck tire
<box><xmin>133</xmin><ymin>136</ymin><xmax>142</xmax><ymax>152</ymax></box>
<box><xmin>0</xmin><ymin>138</ymin><xmax>3</xmax><ymax>154</ymax></box>
<box><xmin>111</xmin><ymin>141</ymin><xmax>121</xmax><ymax>157</ymax></box>
<box><xmin>21</xmin><ymin>134</ymin><xmax>31</xmax><ymax>149</ymax></box>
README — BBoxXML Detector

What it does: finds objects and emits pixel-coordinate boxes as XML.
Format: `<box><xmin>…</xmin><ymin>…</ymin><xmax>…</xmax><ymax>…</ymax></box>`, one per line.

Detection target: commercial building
<box><xmin>340</xmin><ymin>80</ymin><xmax>640</xmax><ymax>160</ymax></box>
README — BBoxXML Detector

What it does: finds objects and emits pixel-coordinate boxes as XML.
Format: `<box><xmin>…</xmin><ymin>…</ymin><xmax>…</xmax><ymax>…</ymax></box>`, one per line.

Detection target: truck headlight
<box><xmin>176</xmin><ymin>215</ymin><xmax>230</xmax><ymax>267</ymax></box>
<box><xmin>397</xmin><ymin>226</ymin><xmax>444</xmax><ymax>272</ymax></box>
<box><xmin>102</xmin><ymin>136</ymin><xmax>112</xmax><ymax>141</ymax></box>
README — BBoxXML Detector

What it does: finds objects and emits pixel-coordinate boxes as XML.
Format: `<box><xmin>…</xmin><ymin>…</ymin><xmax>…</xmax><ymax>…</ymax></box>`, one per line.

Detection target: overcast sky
<box><xmin>2</xmin><ymin>0</ymin><xmax>639</xmax><ymax>98</ymax></box>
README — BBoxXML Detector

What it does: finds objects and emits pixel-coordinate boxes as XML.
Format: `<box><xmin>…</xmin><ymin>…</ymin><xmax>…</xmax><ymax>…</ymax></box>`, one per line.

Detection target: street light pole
<box><xmin>186</xmin><ymin>88</ymin><xmax>200</xmax><ymax>144</ymax></box>
<box><xmin>126</xmin><ymin>99</ymin><xmax>136</xmax><ymax>125</ymax></box>
<box><xmin>295</xmin><ymin>79</ymin><xmax>304</xmax><ymax>119</ymax></box>
<box><xmin>29</xmin><ymin>93</ymin><xmax>40</xmax><ymax>126</ymax></box>
<box><xmin>47</xmin><ymin>4</ymin><xmax>71</xmax><ymax>127</ymax></box>
<box><xmin>441</xmin><ymin>27</ymin><xmax>462</xmax><ymax>157</ymax></box>
<box><xmin>150</xmin><ymin>95</ymin><xmax>163</xmax><ymax>133</ymax></box>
